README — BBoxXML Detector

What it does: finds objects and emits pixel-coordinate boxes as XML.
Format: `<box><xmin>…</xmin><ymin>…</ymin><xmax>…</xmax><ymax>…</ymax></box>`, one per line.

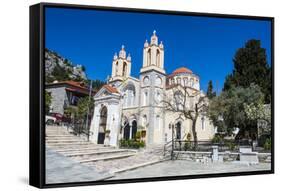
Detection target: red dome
<box><xmin>172</xmin><ymin>67</ymin><xmax>193</xmax><ymax>74</ymax></box>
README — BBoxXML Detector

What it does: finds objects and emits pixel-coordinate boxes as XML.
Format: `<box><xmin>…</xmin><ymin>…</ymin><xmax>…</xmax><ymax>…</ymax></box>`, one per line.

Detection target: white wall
<box><xmin>0</xmin><ymin>0</ymin><xmax>279</xmax><ymax>191</ymax></box>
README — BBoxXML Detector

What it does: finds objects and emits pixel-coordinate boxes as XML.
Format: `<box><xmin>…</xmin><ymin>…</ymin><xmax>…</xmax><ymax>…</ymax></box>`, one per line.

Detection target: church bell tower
<box><xmin>109</xmin><ymin>45</ymin><xmax>132</xmax><ymax>85</ymax></box>
<box><xmin>141</xmin><ymin>30</ymin><xmax>165</xmax><ymax>74</ymax></box>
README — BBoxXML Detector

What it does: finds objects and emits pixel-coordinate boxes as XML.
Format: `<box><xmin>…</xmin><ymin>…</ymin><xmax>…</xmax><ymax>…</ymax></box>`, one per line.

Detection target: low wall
<box><xmin>174</xmin><ymin>151</ymin><xmax>271</xmax><ymax>163</ymax></box>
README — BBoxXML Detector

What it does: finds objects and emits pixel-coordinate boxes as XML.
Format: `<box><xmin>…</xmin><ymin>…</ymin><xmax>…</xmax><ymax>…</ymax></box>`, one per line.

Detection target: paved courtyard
<box><xmin>110</xmin><ymin>160</ymin><xmax>271</xmax><ymax>180</ymax></box>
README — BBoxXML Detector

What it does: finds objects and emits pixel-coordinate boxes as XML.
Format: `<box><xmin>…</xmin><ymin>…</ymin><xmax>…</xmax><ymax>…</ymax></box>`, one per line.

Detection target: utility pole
<box><xmin>86</xmin><ymin>80</ymin><xmax>93</xmax><ymax>141</ymax></box>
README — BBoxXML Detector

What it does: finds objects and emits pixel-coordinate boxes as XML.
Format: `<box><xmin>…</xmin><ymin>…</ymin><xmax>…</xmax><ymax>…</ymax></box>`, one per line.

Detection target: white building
<box><xmin>90</xmin><ymin>31</ymin><xmax>215</xmax><ymax>147</ymax></box>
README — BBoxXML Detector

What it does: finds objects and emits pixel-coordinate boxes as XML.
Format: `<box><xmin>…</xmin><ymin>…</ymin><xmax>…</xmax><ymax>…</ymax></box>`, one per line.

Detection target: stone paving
<box><xmin>110</xmin><ymin>160</ymin><xmax>271</xmax><ymax>180</ymax></box>
<box><xmin>46</xmin><ymin>148</ymin><xmax>112</xmax><ymax>184</ymax></box>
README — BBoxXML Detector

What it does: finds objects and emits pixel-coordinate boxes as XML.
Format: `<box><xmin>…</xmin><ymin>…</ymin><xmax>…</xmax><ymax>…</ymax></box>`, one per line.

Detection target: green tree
<box><xmin>88</xmin><ymin>79</ymin><xmax>106</xmax><ymax>91</ymax></box>
<box><xmin>208</xmin><ymin>84</ymin><xmax>264</xmax><ymax>138</ymax></box>
<box><xmin>45</xmin><ymin>90</ymin><xmax>52</xmax><ymax>114</ymax></box>
<box><xmin>206</xmin><ymin>80</ymin><xmax>216</xmax><ymax>99</ymax></box>
<box><xmin>223</xmin><ymin>39</ymin><xmax>271</xmax><ymax>103</ymax></box>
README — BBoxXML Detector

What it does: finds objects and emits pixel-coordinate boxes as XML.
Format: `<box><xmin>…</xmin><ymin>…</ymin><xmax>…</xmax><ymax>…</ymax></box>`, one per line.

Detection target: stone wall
<box><xmin>174</xmin><ymin>150</ymin><xmax>271</xmax><ymax>163</ymax></box>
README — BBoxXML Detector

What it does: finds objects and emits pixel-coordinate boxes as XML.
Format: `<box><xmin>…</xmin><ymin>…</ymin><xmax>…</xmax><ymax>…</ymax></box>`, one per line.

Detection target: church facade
<box><xmin>89</xmin><ymin>31</ymin><xmax>215</xmax><ymax>147</ymax></box>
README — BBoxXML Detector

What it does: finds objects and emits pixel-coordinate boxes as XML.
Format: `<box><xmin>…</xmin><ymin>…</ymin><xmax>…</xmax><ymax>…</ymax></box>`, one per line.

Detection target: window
<box><xmin>190</xmin><ymin>78</ymin><xmax>194</xmax><ymax>87</ymax></box>
<box><xmin>184</xmin><ymin>78</ymin><xmax>188</xmax><ymax>86</ymax></box>
<box><xmin>122</xmin><ymin>62</ymin><xmax>127</xmax><ymax>76</ymax></box>
<box><xmin>142</xmin><ymin>115</ymin><xmax>147</xmax><ymax>126</ymax></box>
<box><xmin>155</xmin><ymin>76</ymin><xmax>162</xmax><ymax>86</ymax></box>
<box><xmin>156</xmin><ymin>49</ymin><xmax>160</xmax><ymax>67</ymax></box>
<box><xmin>143</xmin><ymin>76</ymin><xmax>149</xmax><ymax>86</ymax></box>
<box><xmin>143</xmin><ymin>91</ymin><xmax>148</xmax><ymax>106</ymax></box>
<box><xmin>201</xmin><ymin>116</ymin><xmax>205</xmax><ymax>130</ymax></box>
<box><xmin>177</xmin><ymin>77</ymin><xmax>181</xmax><ymax>84</ymax></box>
<box><xmin>156</xmin><ymin>115</ymin><xmax>161</xmax><ymax>131</ymax></box>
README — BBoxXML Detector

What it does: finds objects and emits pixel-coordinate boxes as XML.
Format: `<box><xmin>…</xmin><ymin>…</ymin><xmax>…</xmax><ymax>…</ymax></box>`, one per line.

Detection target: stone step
<box><xmin>65</xmin><ymin>149</ymin><xmax>136</xmax><ymax>157</ymax></box>
<box><xmin>79</xmin><ymin>153</ymin><xmax>136</xmax><ymax>163</ymax></box>
<box><xmin>46</xmin><ymin>139</ymin><xmax>86</xmax><ymax>143</ymax></box>
<box><xmin>53</xmin><ymin>146</ymin><xmax>110</xmax><ymax>152</ymax></box>
<box><xmin>46</xmin><ymin>142</ymin><xmax>91</xmax><ymax>147</ymax></box>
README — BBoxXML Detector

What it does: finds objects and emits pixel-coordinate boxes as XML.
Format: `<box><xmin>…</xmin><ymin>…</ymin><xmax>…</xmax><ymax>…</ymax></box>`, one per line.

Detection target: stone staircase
<box><xmin>46</xmin><ymin>125</ymin><xmax>165</xmax><ymax>175</ymax></box>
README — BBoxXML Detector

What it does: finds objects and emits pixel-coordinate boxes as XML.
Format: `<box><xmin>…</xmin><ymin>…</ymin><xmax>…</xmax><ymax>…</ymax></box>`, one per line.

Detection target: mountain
<box><xmin>45</xmin><ymin>48</ymin><xmax>87</xmax><ymax>83</ymax></box>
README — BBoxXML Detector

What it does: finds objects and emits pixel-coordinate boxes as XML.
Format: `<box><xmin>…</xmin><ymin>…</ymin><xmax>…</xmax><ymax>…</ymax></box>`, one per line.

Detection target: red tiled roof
<box><xmin>172</xmin><ymin>67</ymin><xmax>193</xmax><ymax>74</ymax></box>
<box><xmin>47</xmin><ymin>80</ymin><xmax>96</xmax><ymax>95</ymax></box>
<box><xmin>103</xmin><ymin>84</ymin><xmax>119</xmax><ymax>93</ymax></box>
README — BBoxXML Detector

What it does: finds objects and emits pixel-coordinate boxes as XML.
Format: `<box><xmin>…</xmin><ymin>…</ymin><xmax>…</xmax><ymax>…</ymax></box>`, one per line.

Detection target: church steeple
<box><xmin>141</xmin><ymin>30</ymin><xmax>165</xmax><ymax>74</ymax></box>
<box><xmin>110</xmin><ymin>45</ymin><xmax>131</xmax><ymax>83</ymax></box>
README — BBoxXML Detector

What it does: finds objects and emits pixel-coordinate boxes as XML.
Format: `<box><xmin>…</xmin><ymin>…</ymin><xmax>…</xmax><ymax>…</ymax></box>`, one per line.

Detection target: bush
<box><xmin>119</xmin><ymin>139</ymin><xmax>145</xmax><ymax>149</ymax></box>
<box><xmin>263</xmin><ymin>138</ymin><xmax>271</xmax><ymax>151</ymax></box>
<box><xmin>225</xmin><ymin>141</ymin><xmax>236</xmax><ymax>151</ymax></box>
<box><xmin>212</xmin><ymin>134</ymin><xmax>223</xmax><ymax>143</ymax></box>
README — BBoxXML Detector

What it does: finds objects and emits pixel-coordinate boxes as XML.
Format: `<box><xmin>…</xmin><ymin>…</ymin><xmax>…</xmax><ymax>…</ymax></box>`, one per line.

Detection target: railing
<box><xmin>66</xmin><ymin>122</ymin><xmax>93</xmax><ymax>141</ymax></box>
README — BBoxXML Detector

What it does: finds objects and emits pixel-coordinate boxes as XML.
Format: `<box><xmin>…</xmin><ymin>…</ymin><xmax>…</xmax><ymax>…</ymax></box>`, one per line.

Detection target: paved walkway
<box><xmin>110</xmin><ymin>160</ymin><xmax>271</xmax><ymax>180</ymax></box>
<box><xmin>46</xmin><ymin>148</ymin><xmax>112</xmax><ymax>184</ymax></box>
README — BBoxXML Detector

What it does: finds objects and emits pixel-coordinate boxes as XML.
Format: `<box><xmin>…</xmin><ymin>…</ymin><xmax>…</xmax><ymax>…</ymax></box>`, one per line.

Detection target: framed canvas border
<box><xmin>29</xmin><ymin>2</ymin><xmax>274</xmax><ymax>189</ymax></box>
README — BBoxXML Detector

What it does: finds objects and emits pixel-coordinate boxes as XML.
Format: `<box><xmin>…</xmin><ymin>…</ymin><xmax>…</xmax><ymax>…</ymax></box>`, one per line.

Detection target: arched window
<box><xmin>143</xmin><ymin>91</ymin><xmax>148</xmax><ymax>106</ymax></box>
<box><xmin>155</xmin><ymin>76</ymin><xmax>162</xmax><ymax>86</ymax></box>
<box><xmin>142</xmin><ymin>115</ymin><xmax>147</xmax><ymax>126</ymax></box>
<box><xmin>177</xmin><ymin>77</ymin><xmax>181</xmax><ymax>84</ymax></box>
<box><xmin>190</xmin><ymin>78</ymin><xmax>194</xmax><ymax>87</ymax></box>
<box><xmin>201</xmin><ymin>116</ymin><xmax>205</xmax><ymax>130</ymax></box>
<box><xmin>115</xmin><ymin>62</ymin><xmax>118</xmax><ymax>76</ymax></box>
<box><xmin>156</xmin><ymin>49</ymin><xmax>160</xmax><ymax>67</ymax></box>
<box><xmin>124</xmin><ymin>84</ymin><xmax>135</xmax><ymax>107</ymax></box>
<box><xmin>156</xmin><ymin>115</ymin><xmax>161</xmax><ymax>131</ymax></box>
<box><xmin>147</xmin><ymin>49</ymin><xmax>151</xmax><ymax>66</ymax></box>
<box><xmin>122</xmin><ymin>62</ymin><xmax>127</xmax><ymax>76</ymax></box>
<box><xmin>143</xmin><ymin>76</ymin><xmax>149</xmax><ymax>86</ymax></box>
<box><xmin>184</xmin><ymin>78</ymin><xmax>188</xmax><ymax>86</ymax></box>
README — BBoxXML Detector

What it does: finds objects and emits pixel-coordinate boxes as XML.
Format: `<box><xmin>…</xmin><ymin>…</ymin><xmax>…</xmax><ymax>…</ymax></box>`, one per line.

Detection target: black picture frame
<box><xmin>30</xmin><ymin>2</ymin><xmax>274</xmax><ymax>189</ymax></box>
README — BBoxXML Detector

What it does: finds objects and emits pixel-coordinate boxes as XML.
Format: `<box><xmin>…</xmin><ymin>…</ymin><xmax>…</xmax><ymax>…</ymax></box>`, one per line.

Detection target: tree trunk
<box><xmin>192</xmin><ymin>119</ymin><xmax>198</xmax><ymax>150</ymax></box>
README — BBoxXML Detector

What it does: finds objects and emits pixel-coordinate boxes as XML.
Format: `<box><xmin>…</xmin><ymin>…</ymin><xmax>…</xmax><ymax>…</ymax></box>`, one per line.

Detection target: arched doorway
<box><xmin>132</xmin><ymin>120</ymin><xmax>137</xmax><ymax>139</ymax></box>
<box><xmin>176</xmin><ymin>121</ymin><xmax>181</xmax><ymax>139</ymax></box>
<box><xmin>97</xmin><ymin>106</ymin><xmax>107</xmax><ymax>144</ymax></box>
<box><xmin>123</xmin><ymin>122</ymin><xmax>130</xmax><ymax>140</ymax></box>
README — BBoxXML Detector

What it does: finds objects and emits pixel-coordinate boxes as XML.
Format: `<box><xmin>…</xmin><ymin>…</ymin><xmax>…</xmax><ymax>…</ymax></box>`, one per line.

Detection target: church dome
<box><xmin>172</xmin><ymin>67</ymin><xmax>193</xmax><ymax>75</ymax></box>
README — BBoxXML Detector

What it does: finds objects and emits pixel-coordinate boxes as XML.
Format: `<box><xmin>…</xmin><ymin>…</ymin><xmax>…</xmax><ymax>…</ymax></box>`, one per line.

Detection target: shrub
<box><xmin>263</xmin><ymin>138</ymin><xmax>271</xmax><ymax>151</ymax></box>
<box><xmin>119</xmin><ymin>139</ymin><xmax>145</xmax><ymax>149</ymax></box>
<box><xmin>225</xmin><ymin>141</ymin><xmax>236</xmax><ymax>151</ymax></box>
<box><xmin>212</xmin><ymin>134</ymin><xmax>223</xmax><ymax>143</ymax></box>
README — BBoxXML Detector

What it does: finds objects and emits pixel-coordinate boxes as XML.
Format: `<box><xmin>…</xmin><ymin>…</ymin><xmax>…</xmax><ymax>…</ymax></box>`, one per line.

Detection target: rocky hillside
<box><xmin>45</xmin><ymin>48</ymin><xmax>87</xmax><ymax>83</ymax></box>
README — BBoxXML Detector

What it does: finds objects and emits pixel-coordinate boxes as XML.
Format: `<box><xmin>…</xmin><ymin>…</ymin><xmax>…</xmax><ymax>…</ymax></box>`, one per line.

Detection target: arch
<box><xmin>184</xmin><ymin>77</ymin><xmax>188</xmax><ymax>86</ymax></box>
<box><xmin>123</xmin><ymin>83</ymin><xmax>136</xmax><ymax>107</ymax></box>
<box><xmin>97</xmin><ymin>106</ymin><xmax>107</xmax><ymax>144</ymax></box>
<box><xmin>177</xmin><ymin>77</ymin><xmax>181</xmax><ymax>84</ymax></box>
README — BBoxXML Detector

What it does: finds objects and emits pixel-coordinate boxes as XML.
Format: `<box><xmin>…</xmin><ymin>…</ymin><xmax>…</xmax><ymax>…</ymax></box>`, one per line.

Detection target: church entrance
<box><xmin>132</xmin><ymin>120</ymin><xmax>137</xmax><ymax>139</ymax></box>
<box><xmin>176</xmin><ymin>122</ymin><xmax>181</xmax><ymax>139</ymax></box>
<box><xmin>97</xmin><ymin>106</ymin><xmax>107</xmax><ymax>144</ymax></box>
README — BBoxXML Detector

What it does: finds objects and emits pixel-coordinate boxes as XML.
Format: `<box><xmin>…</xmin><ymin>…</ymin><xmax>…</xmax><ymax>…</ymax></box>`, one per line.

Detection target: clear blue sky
<box><xmin>45</xmin><ymin>7</ymin><xmax>271</xmax><ymax>93</ymax></box>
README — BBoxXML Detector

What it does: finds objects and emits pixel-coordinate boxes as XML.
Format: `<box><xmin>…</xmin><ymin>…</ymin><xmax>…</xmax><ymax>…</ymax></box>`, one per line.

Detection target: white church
<box><xmin>90</xmin><ymin>31</ymin><xmax>215</xmax><ymax>147</ymax></box>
